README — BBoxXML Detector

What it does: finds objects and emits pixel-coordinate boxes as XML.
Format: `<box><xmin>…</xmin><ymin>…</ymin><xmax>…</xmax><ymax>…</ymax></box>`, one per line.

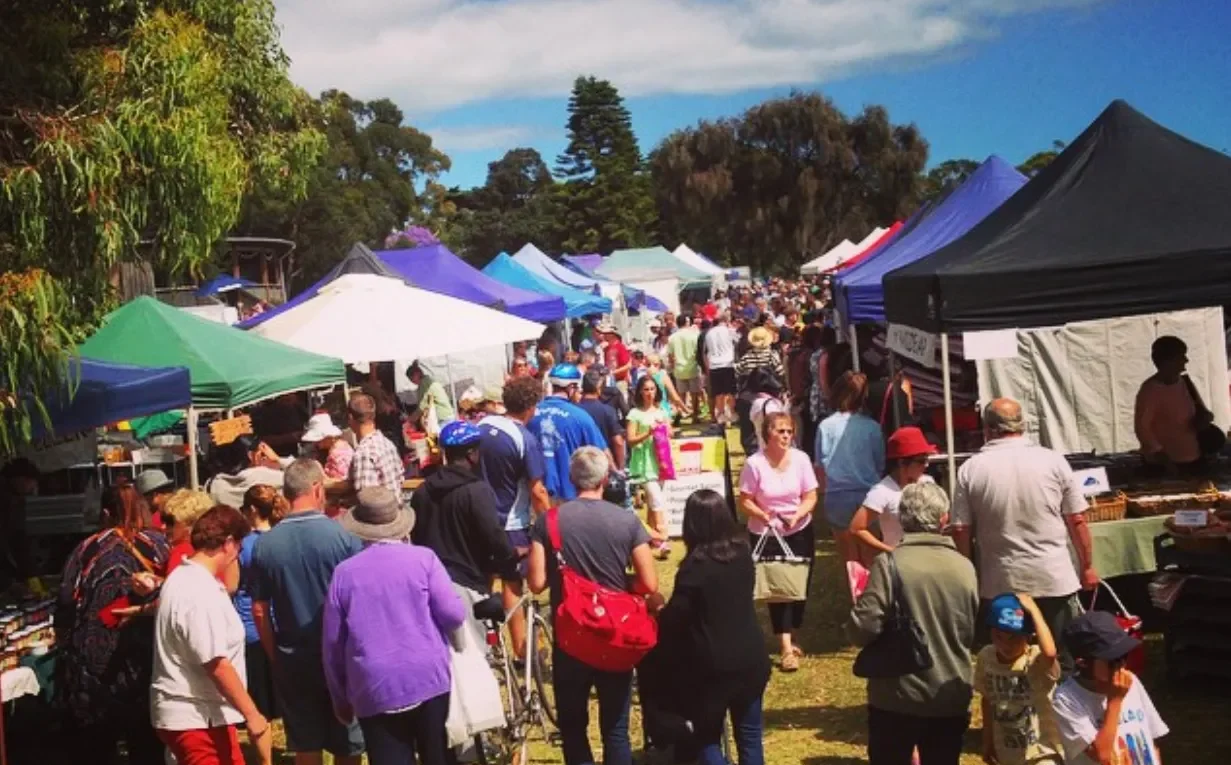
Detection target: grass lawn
<box><xmin>269</xmin><ymin>425</ymin><xmax>1229</xmax><ymax>764</ymax></box>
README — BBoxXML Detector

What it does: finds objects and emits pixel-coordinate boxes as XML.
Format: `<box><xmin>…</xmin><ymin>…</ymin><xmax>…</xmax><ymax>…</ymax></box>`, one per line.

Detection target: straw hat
<box><xmin>340</xmin><ymin>487</ymin><xmax>414</xmax><ymax>542</ymax></box>
<box><xmin>595</xmin><ymin>321</ymin><xmax>619</xmax><ymax>336</ymax></box>
<box><xmin>748</xmin><ymin>327</ymin><xmax>775</xmax><ymax>349</ymax></box>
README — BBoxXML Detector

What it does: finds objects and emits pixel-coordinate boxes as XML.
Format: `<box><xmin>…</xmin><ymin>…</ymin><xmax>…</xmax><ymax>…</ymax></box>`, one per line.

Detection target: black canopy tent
<box><xmin>883</xmin><ymin>100</ymin><xmax>1231</xmax><ymax>334</ymax></box>
<box><xmin>881</xmin><ymin>100</ymin><xmax>1231</xmax><ymax>485</ymax></box>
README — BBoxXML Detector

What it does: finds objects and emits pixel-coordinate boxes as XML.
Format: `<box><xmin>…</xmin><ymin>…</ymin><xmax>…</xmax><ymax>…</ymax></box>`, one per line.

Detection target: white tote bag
<box><xmin>446</xmin><ymin>587</ymin><xmax>506</xmax><ymax>747</ymax></box>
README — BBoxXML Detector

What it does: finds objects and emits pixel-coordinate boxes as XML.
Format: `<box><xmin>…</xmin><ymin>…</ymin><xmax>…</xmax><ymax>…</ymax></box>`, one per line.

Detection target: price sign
<box><xmin>208</xmin><ymin>415</ymin><xmax>253</xmax><ymax>446</ymax></box>
<box><xmin>661</xmin><ymin>471</ymin><xmax>728</xmax><ymax>538</ymax></box>
<box><xmin>1173</xmin><ymin>510</ymin><xmax>1210</xmax><ymax>528</ymax></box>
<box><xmin>886</xmin><ymin>323</ymin><xmax>939</xmax><ymax>369</ymax></box>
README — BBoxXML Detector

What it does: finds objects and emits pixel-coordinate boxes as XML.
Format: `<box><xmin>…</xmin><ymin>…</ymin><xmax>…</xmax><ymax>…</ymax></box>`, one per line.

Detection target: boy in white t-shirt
<box><xmin>975</xmin><ymin>593</ymin><xmax>1063</xmax><ymax>765</ymax></box>
<box><xmin>1053</xmin><ymin>612</ymin><xmax>1168</xmax><ymax>765</ymax></box>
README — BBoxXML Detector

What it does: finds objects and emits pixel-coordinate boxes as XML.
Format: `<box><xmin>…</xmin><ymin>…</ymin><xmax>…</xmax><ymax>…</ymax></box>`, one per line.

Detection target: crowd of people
<box><xmin>24</xmin><ymin>274</ymin><xmax>1172</xmax><ymax>765</ymax></box>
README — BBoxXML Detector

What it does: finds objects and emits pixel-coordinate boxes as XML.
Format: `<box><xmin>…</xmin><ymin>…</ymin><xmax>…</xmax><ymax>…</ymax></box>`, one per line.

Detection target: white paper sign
<box><xmin>962</xmin><ymin>329</ymin><xmax>1019</xmax><ymax>361</ymax></box>
<box><xmin>886</xmin><ymin>323</ymin><xmax>939</xmax><ymax>369</ymax></box>
<box><xmin>1173</xmin><ymin>510</ymin><xmax>1210</xmax><ymax>528</ymax></box>
<box><xmin>661</xmin><ymin>471</ymin><xmax>728</xmax><ymax>538</ymax></box>
<box><xmin>1073</xmin><ymin>467</ymin><xmax>1111</xmax><ymax>497</ymax></box>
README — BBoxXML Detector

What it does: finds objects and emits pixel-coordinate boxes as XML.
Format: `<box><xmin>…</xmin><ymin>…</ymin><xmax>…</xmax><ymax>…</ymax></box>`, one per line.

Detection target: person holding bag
<box><xmin>528</xmin><ymin>447</ymin><xmax>659</xmax><ymax>765</ymax></box>
<box><xmin>847</xmin><ymin>482</ymin><xmax>979</xmax><ymax>765</ymax></box>
<box><xmin>738</xmin><ymin>411</ymin><xmax>818</xmax><ymax>673</ymax></box>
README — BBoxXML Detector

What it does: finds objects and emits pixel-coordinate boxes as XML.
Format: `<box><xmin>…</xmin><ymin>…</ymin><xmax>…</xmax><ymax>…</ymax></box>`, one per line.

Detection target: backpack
<box><xmin>546</xmin><ymin>508</ymin><xmax>658</xmax><ymax>672</ymax></box>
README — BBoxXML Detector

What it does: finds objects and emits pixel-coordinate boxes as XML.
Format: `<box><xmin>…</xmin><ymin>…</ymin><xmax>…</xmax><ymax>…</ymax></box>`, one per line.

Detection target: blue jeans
<box><xmin>553</xmin><ymin>649</ymin><xmax>633</xmax><ymax>765</ymax></box>
<box><xmin>695</xmin><ymin>692</ymin><xmax>765</xmax><ymax>765</ymax></box>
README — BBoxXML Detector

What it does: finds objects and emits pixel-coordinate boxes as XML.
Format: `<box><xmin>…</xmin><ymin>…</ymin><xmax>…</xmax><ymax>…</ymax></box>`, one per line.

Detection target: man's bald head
<box><xmin>984</xmin><ymin>398</ymin><xmax>1026</xmax><ymax>438</ymax></box>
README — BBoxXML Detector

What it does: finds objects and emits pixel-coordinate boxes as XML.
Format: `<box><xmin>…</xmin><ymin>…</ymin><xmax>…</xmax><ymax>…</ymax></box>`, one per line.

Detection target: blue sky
<box><xmin>275</xmin><ymin>0</ymin><xmax>1230</xmax><ymax>190</ymax></box>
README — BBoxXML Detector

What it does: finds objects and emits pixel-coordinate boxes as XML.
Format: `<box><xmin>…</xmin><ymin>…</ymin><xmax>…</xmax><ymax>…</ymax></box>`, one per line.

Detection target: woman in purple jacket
<box><xmin>323</xmin><ymin>487</ymin><xmax>466</xmax><ymax>765</ymax></box>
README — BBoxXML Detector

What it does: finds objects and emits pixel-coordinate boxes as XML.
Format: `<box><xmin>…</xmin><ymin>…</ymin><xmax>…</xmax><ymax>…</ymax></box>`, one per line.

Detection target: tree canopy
<box><xmin>650</xmin><ymin>92</ymin><xmax>929</xmax><ymax>275</ymax></box>
<box><xmin>0</xmin><ymin>0</ymin><xmax>323</xmax><ymax>451</ymax></box>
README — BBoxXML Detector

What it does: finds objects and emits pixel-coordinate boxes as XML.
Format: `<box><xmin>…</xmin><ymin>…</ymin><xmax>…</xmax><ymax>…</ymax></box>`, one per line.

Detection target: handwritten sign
<box><xmin>208</xmin><ymin>415</ymin><xmax>253</xmax><ymax>446</ymax></box>
<box><xmin>886</xmin><ymin>323</ymin><xmax>938</xmax><ymax>369</ymax></box>
<box><xmin>661</xmin><ymin>471</ymin><xmax>727</xmax><ymax>537</ymax></box>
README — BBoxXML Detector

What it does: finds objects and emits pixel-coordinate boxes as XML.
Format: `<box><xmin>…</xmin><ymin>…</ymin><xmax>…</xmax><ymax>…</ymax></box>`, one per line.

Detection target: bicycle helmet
<box><xmin>438</xmin><ymin>420</ymin><xmax>482</xmax><ymax>449</ymax></box>
<box><xmin>547</xmin><ymin>363</ymin><xmax>583</xmax><ymax>389</ymax></box>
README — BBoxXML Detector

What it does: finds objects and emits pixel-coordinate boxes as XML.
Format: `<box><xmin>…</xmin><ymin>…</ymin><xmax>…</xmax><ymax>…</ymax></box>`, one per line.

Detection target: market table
<box><xmin>1087</xmin><ymin>516</ymin><xmax>1169</xmax><ymax>579</ymax></box>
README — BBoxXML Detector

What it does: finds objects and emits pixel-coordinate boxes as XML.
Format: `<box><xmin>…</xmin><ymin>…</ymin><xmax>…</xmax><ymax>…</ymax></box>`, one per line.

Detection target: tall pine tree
<box><xmin>554</xmin><ymin>77</ymin><xmax>656</xmax><ymax>252</ymax></box>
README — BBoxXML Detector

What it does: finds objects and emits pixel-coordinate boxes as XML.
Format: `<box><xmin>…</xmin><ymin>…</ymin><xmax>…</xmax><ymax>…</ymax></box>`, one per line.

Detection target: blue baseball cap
<box><xmin>988</xmin><ymin>594</ymin><xmax>1034</xmax><ymax>635</ymax></box>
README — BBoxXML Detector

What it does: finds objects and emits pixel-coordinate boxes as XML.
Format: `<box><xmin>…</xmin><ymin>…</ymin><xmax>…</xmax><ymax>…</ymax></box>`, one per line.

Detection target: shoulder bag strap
<box><xmin>116</xmin><ymin>529</ymin><xmax>158</xmax><ymax>575</ymax></box>
<box><xmin>885</xmin><ymin>552</ymin><xmax>906</xmax><ymax>619</ymax></box>
<box><xmin>1182</xmin><ymin>375</ymin><xmax>1212</xmax><ymax>418</ymax></box>
<box><xmin>545</xmin><ymin>507</ymin><xmax>566</xmax><ymax>567</ymax></box>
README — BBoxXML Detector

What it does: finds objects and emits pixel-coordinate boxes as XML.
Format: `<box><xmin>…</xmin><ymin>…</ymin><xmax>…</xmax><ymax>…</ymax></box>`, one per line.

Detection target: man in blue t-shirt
<box><xmin>250</xmin><ymin>458</ymin><xmax>365</xmax><ymax>764</ymax></box>
<box><xmin>529</xmin><ymin>364</ymin><xmax>610</xmax><ymax>503</ymax></box>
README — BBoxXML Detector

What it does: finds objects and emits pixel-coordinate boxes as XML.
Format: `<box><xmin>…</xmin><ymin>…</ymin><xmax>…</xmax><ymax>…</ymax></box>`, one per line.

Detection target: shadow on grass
<box><xmin>801</xmin><ymin>757</ymin><xmax>866</xmax><ymax>765</ymax></box>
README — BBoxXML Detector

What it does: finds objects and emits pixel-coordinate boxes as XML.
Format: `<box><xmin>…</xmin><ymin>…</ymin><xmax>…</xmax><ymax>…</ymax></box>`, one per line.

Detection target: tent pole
<box><xmin>445</xmin><ymin>356</ymin><xmax>457</xmax><ymax>414</ymax></box>
<box><xmin>888</xmin><ymin>351</ymin><xmax>901</xmax><ymax>430</ymax></box>
<box><xmin>941</xmin><ymin>332</ymin><xmax>956</xmax><ymax>493</ymax></box>
<box><xmin>849</xmin><ymin>324</ymin><xmax>860</xmax><ymax>373</ymax></box>
<box><xmin>186</xmin><ymin>406</ymin><xmax>200</xmax><ymax>490</ymax></box>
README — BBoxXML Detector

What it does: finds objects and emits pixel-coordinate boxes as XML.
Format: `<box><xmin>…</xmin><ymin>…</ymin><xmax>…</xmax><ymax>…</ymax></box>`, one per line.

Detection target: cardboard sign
<box><xmin>1073</xmin><ymin>467</ymin><xmax>1111</xmax><ymax>497</ymax></box>
<box><xmin>886</xmin><ymin>323</ymin><xmax>938</xmax><ymax>369</ymax></box>
<box><xmin>208</xmin><ymin>415</ymin><xmax>253</xmax><ymax>446</ymax></box>
<box><xmin>661</xmin><ymin>471</ymin><xmax>727</xmax><ymax>538</ymax></box>
<box><xmin>1173</xmin><ymin>509</ymin><xmax>1210</xmax><ymax>528</ymax></box>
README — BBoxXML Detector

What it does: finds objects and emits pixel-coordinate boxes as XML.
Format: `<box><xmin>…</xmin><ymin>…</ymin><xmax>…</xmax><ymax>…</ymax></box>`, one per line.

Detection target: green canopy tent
<box><xmin>80</xmin><ymin>296</ymin><xmax>346</xmax><ymax>486</ymax></box>
<box><xmin>598</xmin><ymin>246</ymin><xmax>713</xmax><ymax>290</ymax></box>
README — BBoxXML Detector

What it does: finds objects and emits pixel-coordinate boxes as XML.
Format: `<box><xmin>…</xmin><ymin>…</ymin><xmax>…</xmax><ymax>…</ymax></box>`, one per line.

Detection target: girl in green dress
<box><xmin>627</xmin><ymin>375</ymin><xmax>673</xmax><ymax>559</ymax></box>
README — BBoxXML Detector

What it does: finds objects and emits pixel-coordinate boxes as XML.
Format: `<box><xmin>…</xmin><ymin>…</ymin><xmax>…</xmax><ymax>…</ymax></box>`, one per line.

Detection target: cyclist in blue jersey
<box><xmin>528</xmin><ymin>364</ymin><xmax>611</xmax><ymax>503</ymax></box>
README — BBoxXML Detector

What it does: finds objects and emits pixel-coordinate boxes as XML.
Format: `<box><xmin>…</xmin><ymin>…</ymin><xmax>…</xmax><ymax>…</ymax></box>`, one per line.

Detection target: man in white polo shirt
<box><xmin>951</xmin><ymin>398</ymin><xmax>1097</xmax><ymax>675</ymax></box>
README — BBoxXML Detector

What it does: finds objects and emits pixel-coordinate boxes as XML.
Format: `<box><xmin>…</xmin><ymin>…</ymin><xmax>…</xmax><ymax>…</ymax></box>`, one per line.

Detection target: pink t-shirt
<box><xmin>739</xmin><ymin>448</ymin><xmax>819</xmax><ymax>535</ymax></box>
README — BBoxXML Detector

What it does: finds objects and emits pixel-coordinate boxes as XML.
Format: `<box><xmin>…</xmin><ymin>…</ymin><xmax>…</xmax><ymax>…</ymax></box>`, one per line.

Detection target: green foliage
<box><xmin>650</xmin><ymin>92</ymin><xmax>929</xmax><ymax>275</ymax></box>
<box><xmin>0</xmin><ymin>0</ymin><xmax>323</xmax><ymax>451</ymax></box>
<box><xmin>921</xmin><ymin>158</ymin><xmax>982</xmax><ymax>203</ymax></box>
<box><xmin>236</xmin><ymin>90</ymin><xmax>450</xmax><ymax>287</ymax></box>
<box><xmin>1018</xmin><ymin>139</ymin><xmax>1067</xmax><ymax>177</ymax></box>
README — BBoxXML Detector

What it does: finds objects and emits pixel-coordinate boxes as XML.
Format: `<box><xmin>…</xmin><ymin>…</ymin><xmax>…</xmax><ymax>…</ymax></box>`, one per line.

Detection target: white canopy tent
<box><xmin>801</xmin><ymin>228</ymin><xmax>887</xmax><ymax>275</ymax></box>
<box><xmin>671</xmin><ymin>244</ymin><xmax>725</xmax><ymax>277</ymax></box>
<box><xmin>248</xmin><ymin>273</ymin><xmax>544</xmax><ymax>363</ymax></box>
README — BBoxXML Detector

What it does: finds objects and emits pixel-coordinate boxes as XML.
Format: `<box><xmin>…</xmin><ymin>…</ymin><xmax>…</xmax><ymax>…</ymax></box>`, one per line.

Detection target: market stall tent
<box><xmin>671</xmin><ymin>244</ymin><xmax>725</xmax><ymax>277</ymax></box>
<box><xmin>833</xmin><ymin>221</ymin><xmax>904</xmax><ymax>273</ymax></box>
<box><xmin>800</xmin><ymin>238</ymin><xmax>860</xmax><ymax>275</ymax></box>
<box><xmin>600</xmin><ymin>247</ymin><xmax>711</xmax><ymax>289</ymax></box>
<box><xmin>482</xmin><ymin>253</ymin><xmax>613</xmax><ymax>317</ymax></box>
<box><xmin>81</xmin><ymin>297</ymin><xmax>345</xmax><ymax>410</ymax></box>
<box><xmin>835</xmin><ymin>156</ymin><xmax>1027</xmax><ymax>323</ymax></box>
<box><xmin>510</xmin><ymin>244</ymin><xmax>658</xmax><ymax>311</ymax></box>
<box><xmin>884</xmin><ymin>100</ymin><xmax>1231</xmax><ymax>333</ymax></box>
<box><xmin>380</xmin><ymin>244</ymin><xmax>566</xmax><ymax>323</ymax></box>
<box><xmin>248</xmin><ymin>274</ymin><xmax>545</xmax><ymax>364</ymax></box>
<box><xmin>36</xmin><ymin>358</ymin><xmax>191</xmax><ymax>438</ymax></box>
<box><xmin>562</xmin><ymin>254</ymin><xmax>604</xmax><ymax>274</ymax></box>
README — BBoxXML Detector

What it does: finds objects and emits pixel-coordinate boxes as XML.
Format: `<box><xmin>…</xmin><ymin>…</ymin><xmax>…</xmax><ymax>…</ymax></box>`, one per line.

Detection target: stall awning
<box><xmin>80</xmin><ymin>296</ymin><xmax>345</xmax><ymax>410</ymax></box>
<box><xmin>482</xmin><ymin>253</ymin><xmax>612</xmax><ymax>317</ymax></box>
<box><xmin>884</xmin><ymin>100</ymin><xmax>1231</xmax><ymax>332</ymax></box>
<box><xmin>35</xmin><ymin>358</ymin><xmax>191</xmax><ymax>437</ymax></box>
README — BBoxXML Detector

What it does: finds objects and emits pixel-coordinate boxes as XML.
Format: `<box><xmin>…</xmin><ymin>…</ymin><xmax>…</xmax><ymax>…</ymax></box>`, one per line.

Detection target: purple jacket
<box><xmin>322</xmin><ymin>543</ymin><xmax>466</xmax><ymax>718</ymax></box>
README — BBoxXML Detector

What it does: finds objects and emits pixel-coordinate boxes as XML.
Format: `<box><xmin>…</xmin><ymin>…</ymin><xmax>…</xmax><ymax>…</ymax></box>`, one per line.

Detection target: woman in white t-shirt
<box><xmin>150</xmin><ymin>505</ymin><xmax>271</xmax><ymax>765</ymax></box>
<box><xmin>849</xmin><ymin>426</ymin><xmax>937</xmax><ymax>561</ymax></box>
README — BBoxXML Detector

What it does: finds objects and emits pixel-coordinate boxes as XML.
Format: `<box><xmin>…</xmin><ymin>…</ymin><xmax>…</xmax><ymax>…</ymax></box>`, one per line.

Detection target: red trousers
<box><xmin>156</xmin><ymin>725</ymin><xmax>245</xmax><ymax>765</ymax></box>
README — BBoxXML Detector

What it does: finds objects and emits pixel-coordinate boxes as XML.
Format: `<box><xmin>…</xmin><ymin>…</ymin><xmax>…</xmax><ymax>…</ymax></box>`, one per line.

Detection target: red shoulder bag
<box><xmin>546</xmin><ymin>508</ymin><xmax>658</xmax><ymax>672</ymax></box>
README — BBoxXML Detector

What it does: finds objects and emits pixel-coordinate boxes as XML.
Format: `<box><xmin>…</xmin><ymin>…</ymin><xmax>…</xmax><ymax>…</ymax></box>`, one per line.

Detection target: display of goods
<box><xmin>1165</xmin><ymin>514</ymin><xmax>1231</xmax><ymax>554</ymax></box>
<box><xmin>1086</xmin><ymin>491</ymin><xmax>1127</xmax><ymax>522</ymax></box>
<box><xmin>1127</xmin><ymin>489</ymin><xmax>1221</xmax><ymax>517</ymax></box>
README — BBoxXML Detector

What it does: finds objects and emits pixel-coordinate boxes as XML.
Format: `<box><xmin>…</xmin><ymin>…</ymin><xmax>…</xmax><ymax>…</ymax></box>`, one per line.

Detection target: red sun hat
<box><xmin>886</xmin><ymin>427</ymin><xmax>939</xmax><ymax>460</ymax></box>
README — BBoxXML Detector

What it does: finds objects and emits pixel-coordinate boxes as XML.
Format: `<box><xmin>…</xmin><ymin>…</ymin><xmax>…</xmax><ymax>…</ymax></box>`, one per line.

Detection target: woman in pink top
<box><xmin>738</xmin><ymin>411</ymin><xmax>818</xmax><ymax>672</ymax></box>
<box><xmin>1135</xmin><ymin>336</ymin><xmax>1206</xmax><ymax>473</ymax></box>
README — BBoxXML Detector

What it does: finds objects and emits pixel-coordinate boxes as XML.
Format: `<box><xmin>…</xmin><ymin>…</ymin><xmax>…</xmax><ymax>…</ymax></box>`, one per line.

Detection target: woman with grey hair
<box><xmin>527</xmin><ymin>446</ymin><xmax>659</xmax><ymax>765</ymax></box>
<box><xmin>847</xmin><ymin>482</ymin><xmax>980</xmax><ymax>765</ymax></box>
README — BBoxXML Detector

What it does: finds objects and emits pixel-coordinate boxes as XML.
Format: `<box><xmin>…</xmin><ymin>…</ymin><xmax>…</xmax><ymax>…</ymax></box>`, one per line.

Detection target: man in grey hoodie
<box><xmin>847</xmin><ymin>481</ymin><xmax>979</xmax><ymax>765</ymax></box>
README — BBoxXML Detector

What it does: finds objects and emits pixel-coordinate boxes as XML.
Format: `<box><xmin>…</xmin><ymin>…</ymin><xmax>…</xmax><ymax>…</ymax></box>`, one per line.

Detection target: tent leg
<box><xmin>342</xmin><ymin>382</ymin><xmax>350</xmax><ymax>403</ymax></box>
<box><xmin>888</xmin><ymin>352</ymin><xmax>901</xmax><ymax>430</ymax></box>
<box><xmin>940</xmin><ymin>332</ymin><xmax>956</xmax><ymax>493</ymax></box>
<box><xmin>186</xmin><ymin>406</ymin><xmax>200</xmax><ymax>490</ymax></box>
<box><xmin>849</xmin><ymin>325</ymin><xmax>860</xmax><ymax>373</ymax></box>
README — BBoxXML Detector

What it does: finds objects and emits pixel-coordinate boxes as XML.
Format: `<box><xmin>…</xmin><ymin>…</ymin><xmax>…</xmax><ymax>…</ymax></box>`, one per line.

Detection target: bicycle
<box><xmin>471</xmin><ymin>592</ymin><xmax>556</xmax><ymax>765</ymax></box>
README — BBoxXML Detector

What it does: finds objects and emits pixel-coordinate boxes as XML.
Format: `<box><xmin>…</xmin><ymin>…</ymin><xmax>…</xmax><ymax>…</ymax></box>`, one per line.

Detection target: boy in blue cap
<box><xmin>974</xmin><ymin>593</ymin><xmax>1063</xmax><ymax>764</ymax></box>
<box><xmin>1053</xmin><ymin>611</ymin><xmax>1167</xmax><ymax>765</ymax></box>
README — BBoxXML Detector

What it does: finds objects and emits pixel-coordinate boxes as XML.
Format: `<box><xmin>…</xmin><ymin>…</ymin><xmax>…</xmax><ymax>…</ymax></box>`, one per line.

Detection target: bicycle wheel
<box><xmin>531</xmin><ymin>612</ymin><xmax>557</xmax><ymax>727</ymax></box>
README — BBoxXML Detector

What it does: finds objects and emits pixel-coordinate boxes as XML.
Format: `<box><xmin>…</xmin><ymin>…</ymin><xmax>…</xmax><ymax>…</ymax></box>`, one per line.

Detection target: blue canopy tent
<box><xmin>196</xmin><ymin>274</ymin><xmax>256</xmax><ymax>298</ymax></box>
<box><xmin>379</xmin><ymin>245</ymin><xmax>566</xmax><ymax>323</ymax></box>
<box><xmin>835</xmin><ymin>155</ymin><xmax>1027</xmax><ymax>324</ymax></box>
<box><xmin>555</xmin><ymin>253</ymin><xmax>670</xmax><ymax>312</ymax></box>
<box><xmin>35</xmin><ymin>358</ymin><xmax>191</xmax><ymax>438</ymax></box>
<box><xmin>483</xmin><ymin>253</ymin><xmax>612</xmax><ymax>317</ymax></box>
<box><xmin>510</xmin><ymin>244</ymin><xmax>661</xmax><ymax>312</ymax></box>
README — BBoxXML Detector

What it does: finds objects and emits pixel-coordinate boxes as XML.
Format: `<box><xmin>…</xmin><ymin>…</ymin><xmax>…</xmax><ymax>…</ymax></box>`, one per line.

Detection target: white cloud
<box><xmin>427</xmin><ymin>124</ymin><xmax>539</xmax><ymax>151</ymax></box>
<box><xmin>274</xmin><ymin>0</ymin><xmax>1101</xmax><ymax>113</ymax></box>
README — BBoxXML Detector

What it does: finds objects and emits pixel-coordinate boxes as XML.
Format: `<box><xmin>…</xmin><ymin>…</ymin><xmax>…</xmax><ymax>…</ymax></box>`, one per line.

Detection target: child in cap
<box><xmin>975</xmin><ymin>593</ymin><xmax>1062</xmax><ymax>764</ymax></box>
<box><xmin>1053</xmin><ymin>611</ymin><xmax>1167</xmax><ymax>765</ymax></box>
